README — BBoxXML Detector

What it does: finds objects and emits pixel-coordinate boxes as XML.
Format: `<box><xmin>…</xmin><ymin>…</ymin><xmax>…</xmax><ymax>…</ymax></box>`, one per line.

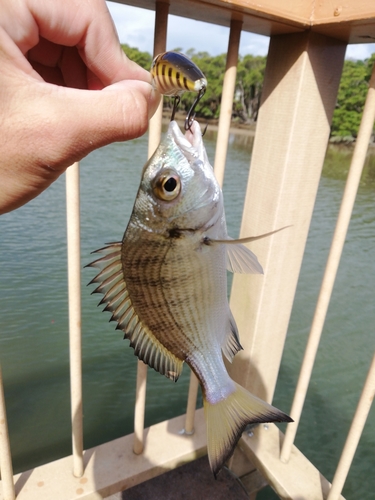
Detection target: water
<box><xmin>0</xmin><ymin>129</ymin><xmax>374</xmax><ymax>498</ymax></box>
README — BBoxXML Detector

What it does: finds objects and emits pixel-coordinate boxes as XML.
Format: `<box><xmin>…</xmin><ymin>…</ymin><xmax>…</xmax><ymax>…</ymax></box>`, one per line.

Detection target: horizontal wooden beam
<box><xmin>115</xmin><ymin>0</ymin><xmax>375</xmax><ymax>44</ymax></box>
<box><xmin>0</xmin><ymin>411</ymin><xmax>207</xmax><ymax>500</ymax></box>
<box><xmin>239</xmin><ymin>423</ymin><xmax>345</xmax><ymax>500</ymax></box>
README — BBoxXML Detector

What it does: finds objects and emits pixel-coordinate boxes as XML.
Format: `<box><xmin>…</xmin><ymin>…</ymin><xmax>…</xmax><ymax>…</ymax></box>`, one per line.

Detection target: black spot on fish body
<box><xmin>168</xmin><ymin>227</ymin><xmax>182</xmax><ymax>239</ymax></box>
<box><xmin>167</xmin><ymin>226</ymin><xmax>202</xmax><ymax>239</ymax></box>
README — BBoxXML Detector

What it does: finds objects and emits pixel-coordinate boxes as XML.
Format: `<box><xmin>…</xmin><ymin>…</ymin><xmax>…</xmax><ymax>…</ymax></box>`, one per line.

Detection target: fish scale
<box><xmin>88</xmin><ymin>120</ymin><xmax>292</xmax><ymax>476</ymax></box>
<box><xmin>160</xmin><ymin>240</ymin><xmax>227</xmax><ymax>351</ymax></box>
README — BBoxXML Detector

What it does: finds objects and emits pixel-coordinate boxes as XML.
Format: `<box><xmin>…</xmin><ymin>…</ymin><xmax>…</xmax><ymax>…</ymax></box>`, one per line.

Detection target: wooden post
<box><xmin>281</xmin><ymin>59</ymin><xmax>375</xmax><ymax>463</ymax></box>
<box><xmin>228</xmin><ymin>31</ymin><xmax>346</xmax><ymax>403</ymax></box>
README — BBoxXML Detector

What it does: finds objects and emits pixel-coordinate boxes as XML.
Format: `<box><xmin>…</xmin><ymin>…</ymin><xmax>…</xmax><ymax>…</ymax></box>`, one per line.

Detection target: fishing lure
<box><xmin>150</xmin><ymin>51</ymin><xmax>207</xmax><ymax>130</ymax></box>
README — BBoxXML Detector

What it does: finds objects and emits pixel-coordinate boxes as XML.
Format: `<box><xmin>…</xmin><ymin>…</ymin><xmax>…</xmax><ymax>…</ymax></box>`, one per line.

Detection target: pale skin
<box><xmin>0</xmin><ymin>0</ymin><xmax>160</xmax><ymax>214</ymax></box>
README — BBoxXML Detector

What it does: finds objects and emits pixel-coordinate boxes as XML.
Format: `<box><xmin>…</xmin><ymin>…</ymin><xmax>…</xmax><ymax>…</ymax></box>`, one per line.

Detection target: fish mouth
<box><xmin>166</xmin><ymin>120</ymin><xmax>219</xmax><ymax>222</ymax></box>
<box><xmin>168</xmin><ymin>120</ymin><xmax>206</xmax><ymax>164</ymax></box>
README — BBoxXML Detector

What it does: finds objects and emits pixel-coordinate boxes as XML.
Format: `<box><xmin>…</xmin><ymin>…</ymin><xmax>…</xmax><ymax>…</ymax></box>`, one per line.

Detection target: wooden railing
<box><xmin>1</xmin><ymin>1</ymin><xmax>374</xmax><ymax>499</ymax></box>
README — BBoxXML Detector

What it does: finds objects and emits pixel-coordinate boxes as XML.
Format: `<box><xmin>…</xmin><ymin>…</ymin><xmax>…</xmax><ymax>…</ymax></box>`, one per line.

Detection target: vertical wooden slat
<box><xmin>214</xmin><ymin>19</ymin><xmax>242</xmax><ymax>186</ymax></box>
<box><xmin>183</xmin><ymin>372</ymin><xmax>199</xmax><ymax>434</ymax></box>
<box><xmin>147</xmin><ymin>1</ymin><xmax>169</xmax><ymax>158</ymax></box>
<box><xmin>0</xmin><ymin>366</ymin><xmax>15</xmax><ymax>500</ymax></box>
<box><xmin>133</xmin><ymin>0</ymin><xmax>169</xmax><ymax>455</ymax></box>
<box><xmin>133</xmin><ymin>360</ymin><xmax>148</xmax><ymax>455</ymax></box>
<box><xmin>228</xmin><ymin>32</ymin><xmax>346</xmax><ymax>404</ymax></box>
<box><xmin>327</xmin><ymin>352</ymin><xmax>375</xmax><ymax>500</ymax></box>
<box><xmin>281</xmin><ymin>60</ymin><xmax>375</xmax><ymax>463</ymax></box>
<box><xmin>66</xmin><ymin>162</ymin><xmax>84</xmax><ymax>478</ymax></box>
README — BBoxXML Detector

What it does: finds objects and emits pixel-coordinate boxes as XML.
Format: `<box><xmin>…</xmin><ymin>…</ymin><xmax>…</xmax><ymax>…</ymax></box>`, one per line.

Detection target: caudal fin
<box><xmin>203</xmin><ymin>382</ymin><xmax>292</xmax><ymax>476</ymax></box>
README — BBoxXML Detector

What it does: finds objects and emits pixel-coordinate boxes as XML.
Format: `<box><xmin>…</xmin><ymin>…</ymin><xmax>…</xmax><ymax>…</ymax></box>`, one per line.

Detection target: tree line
<box><xmin>122</xmin><ymin>44</ymin><xmax>375</xmax><ymax>139</ymax></box>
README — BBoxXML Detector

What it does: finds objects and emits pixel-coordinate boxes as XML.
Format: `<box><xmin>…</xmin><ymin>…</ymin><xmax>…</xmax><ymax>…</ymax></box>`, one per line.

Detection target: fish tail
<box><xmin>203</xmin><ymin>382</ymin><xmax>292</xmax><ymax>476</ymax></box>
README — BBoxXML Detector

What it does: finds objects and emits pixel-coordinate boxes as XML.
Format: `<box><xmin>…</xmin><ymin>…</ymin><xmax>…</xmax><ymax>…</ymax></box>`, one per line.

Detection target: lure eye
<box><xmin>153</xmin><ymin>171</ymin><xmax>181</xmax><ymax>201</ymax></box>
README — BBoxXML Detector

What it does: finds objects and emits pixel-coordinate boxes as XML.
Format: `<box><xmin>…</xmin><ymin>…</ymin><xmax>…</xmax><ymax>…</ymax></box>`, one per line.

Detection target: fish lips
<box><xmin>164</xmin><ymin>120</ymin><xmax>221</xmax><ymax>220</ymax></box>
<box><xmin>171</xmin><ymin>120</ymin><xmax>210</xmax><ymax>168</ymax></box>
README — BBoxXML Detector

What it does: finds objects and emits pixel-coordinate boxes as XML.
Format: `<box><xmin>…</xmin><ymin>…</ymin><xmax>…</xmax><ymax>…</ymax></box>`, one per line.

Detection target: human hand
<box><xmin>0</xmin><ymin>0</ymin><xmax>160</xmax><ymax>214</ymax></box>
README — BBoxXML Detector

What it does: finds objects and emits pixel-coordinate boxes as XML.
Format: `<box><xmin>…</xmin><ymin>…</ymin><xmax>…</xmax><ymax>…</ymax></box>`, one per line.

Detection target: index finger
<box><xmin>25</xmin><ymin>0</ymin><xmax>151</xmax><ymax>87</ymax></box>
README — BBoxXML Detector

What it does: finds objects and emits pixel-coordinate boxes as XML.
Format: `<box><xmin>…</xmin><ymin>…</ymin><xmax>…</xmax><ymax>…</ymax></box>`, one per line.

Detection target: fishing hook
<box><xmin>184</xmin><ymin>87</ymin><xmax>206</xmax><ymax>131</ymax></box>
<box><xmin>170</xmin><ymin>95</ymin><xmax>181</xmax><ymax>122</ymax></box>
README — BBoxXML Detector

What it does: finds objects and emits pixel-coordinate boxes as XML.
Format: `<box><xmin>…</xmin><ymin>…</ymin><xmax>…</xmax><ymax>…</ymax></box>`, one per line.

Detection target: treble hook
<box><xmin>170</xmin><ymin>95</ymin><xmax>181</xmax><ymax>122</ymax></box>
<box><xmin>184</xmin><ymin>87</ymin><xmax>206</xmax><ymax>131</ymax></box>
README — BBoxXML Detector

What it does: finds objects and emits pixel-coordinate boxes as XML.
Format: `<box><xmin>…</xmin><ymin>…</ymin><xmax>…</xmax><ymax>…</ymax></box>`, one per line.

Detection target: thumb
<box><xmin>0</xmin><ymin>78</ymin><xmax>160</xmax><ymax>213</ymax></box>
<box><xmin>38</xmin><ymin>80</ymin><xmax>161</xmax><ymax>168</ymax></box>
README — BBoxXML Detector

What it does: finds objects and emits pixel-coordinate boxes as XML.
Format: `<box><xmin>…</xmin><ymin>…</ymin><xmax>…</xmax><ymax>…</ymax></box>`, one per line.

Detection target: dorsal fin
<box><xmin>86</xmin><ymin>244</ymin><xmax>183</xmax><ymax>381</ymax></box>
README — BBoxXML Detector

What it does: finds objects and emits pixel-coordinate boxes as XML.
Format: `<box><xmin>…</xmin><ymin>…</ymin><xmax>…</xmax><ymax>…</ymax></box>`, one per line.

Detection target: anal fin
<box><xmin>221</xmin><ymin>309</ymin><xmax>242</xmax><ymax>362</ymax></box>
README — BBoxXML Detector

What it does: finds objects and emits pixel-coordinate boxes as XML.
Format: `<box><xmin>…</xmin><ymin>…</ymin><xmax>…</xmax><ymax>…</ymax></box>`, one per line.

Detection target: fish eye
<box><xmin>153</xmin><ymin>170</ymin><xmax>181</xmax><ymax>201</ymax></box>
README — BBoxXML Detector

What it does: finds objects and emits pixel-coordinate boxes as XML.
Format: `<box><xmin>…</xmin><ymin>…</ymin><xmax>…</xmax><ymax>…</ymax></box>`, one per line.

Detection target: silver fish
<box><xmin>87</xmin><ymin>121</ymin><xmax>292</xmax><ymax>475</ymax></box>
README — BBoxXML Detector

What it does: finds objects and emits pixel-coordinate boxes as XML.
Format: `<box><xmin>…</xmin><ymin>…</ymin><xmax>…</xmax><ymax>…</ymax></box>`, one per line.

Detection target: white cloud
<box><xmin>346</xmin><ymin>43</ymin><xmax>375</xmax><ymax>60</ymax></box>
<box><xmin>106</xmin><ymin>2</ymin><xmax>155</xmax><ymax>53</ymax></box>
<box><xmin>106</xmin><ymin>1</ymin><xmax>268</xmax><ymax>57</ymax></box>
<box><xmin>106</xmin><ymin>1</ymin><xmax>374</xmax><ymax>60</ymax></box>
<box><xmin>239</xmin><ymin>32</ymin><xmax>269</xmax><ymax>57</ymax></box>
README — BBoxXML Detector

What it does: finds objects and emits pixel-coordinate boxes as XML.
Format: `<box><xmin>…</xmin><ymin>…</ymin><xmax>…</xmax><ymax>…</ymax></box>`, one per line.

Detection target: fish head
<box><xmin>133</xmin><ymin>120</ymin><xmax>222</xmax><ymax>233</ymax></box>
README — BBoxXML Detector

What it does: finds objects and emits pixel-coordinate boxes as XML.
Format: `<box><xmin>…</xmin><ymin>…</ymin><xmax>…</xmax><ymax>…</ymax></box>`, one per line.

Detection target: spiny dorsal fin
<box><xmin>221</xmin><ymin>309</ymin><xmax>243</xmax><ymax>362</ymax></box>
<box><xmin>86</xmin><ymin>243</ymin><xmax>183</xmax><ymax>381</ymax></box>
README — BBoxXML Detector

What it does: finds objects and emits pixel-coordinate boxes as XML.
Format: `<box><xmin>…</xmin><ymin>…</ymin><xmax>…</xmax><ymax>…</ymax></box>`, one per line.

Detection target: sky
<box><xmin>106</xmin><ymin>1</ymin><xmax>375</xmax><ymax>60</ymax></box>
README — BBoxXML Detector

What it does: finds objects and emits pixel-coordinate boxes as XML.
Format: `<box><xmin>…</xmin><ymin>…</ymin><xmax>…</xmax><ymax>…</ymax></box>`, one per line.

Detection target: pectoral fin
<box><xmin>208</xmin><ymin>226</ymin><xmax>290</xmax><ymax>274</ymax></box>
<box><xmin>225</xmin><ymin>242</ymin><xmax>263</xmax><ymax>274</ymax></box>
<box><xmin>86</xmin><ymin>243</ymin><xmax>183</xmax><ymax>382</ymax></box>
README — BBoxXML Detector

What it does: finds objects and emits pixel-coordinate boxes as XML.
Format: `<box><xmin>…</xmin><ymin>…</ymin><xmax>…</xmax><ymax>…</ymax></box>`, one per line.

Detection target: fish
<box><xmin>87</xmin><ymin>120</ymin><xmax>292</xmax><ymax>475</ymax></box>
<box><xmin>150</xmin><ymin>51</ymin><xmax>207</xmax><ymax>128</ymax></box>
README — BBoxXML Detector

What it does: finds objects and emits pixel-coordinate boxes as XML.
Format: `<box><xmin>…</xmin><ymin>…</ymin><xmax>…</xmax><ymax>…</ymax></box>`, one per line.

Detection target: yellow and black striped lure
<box><xmin>151</xmin><ymin>51</ymin><xmax>207</xmax><ymax>130</ymax></box>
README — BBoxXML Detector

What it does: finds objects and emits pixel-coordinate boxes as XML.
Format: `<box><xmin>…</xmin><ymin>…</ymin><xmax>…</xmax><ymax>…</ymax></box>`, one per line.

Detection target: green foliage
<box><xmin>171</xmin><ymin>49</ymin><xmax>266</xmax><ymax>121</ymax></box>
<box><xmin>331</xmin><ymin>55</ymin><xmax>375</xmax><ymax>138</ymax></box>
<box><xmin>121</xmin><ymin>44</ymin><xmax>152</xmax><ymax>70</ymax></box>
<box><xmin>179</xmin><ymin>50</ymin><xmax>227</xmax><ymax>119</ymax></box>
<box><xmin>236</xmin><ymin>54</ymin><xmax>266</xmax><ymax>122</ymax></box>
<box><xmin>121</xmin><ymin>44</ymin><xmax>375</xmax><ymax>138</ymax></box>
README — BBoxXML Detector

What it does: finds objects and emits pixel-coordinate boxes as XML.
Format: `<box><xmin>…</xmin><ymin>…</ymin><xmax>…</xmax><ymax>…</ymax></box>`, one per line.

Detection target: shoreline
<box><xmin>162</xmin><ymin>111</ymin><xmax>256</xmax><ymax>137</ymax></box>
<box><xmin>163</xmin><ymin>111</ymin><xmax>375</xmax><ymax>147</ymax></box>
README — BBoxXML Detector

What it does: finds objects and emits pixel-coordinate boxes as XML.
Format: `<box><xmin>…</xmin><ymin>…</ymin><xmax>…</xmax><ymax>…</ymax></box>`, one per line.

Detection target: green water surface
<box><xmin>0</xmin><ymin>130</ymin><xmax>374</xmax><ymax>499</ymax></box>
